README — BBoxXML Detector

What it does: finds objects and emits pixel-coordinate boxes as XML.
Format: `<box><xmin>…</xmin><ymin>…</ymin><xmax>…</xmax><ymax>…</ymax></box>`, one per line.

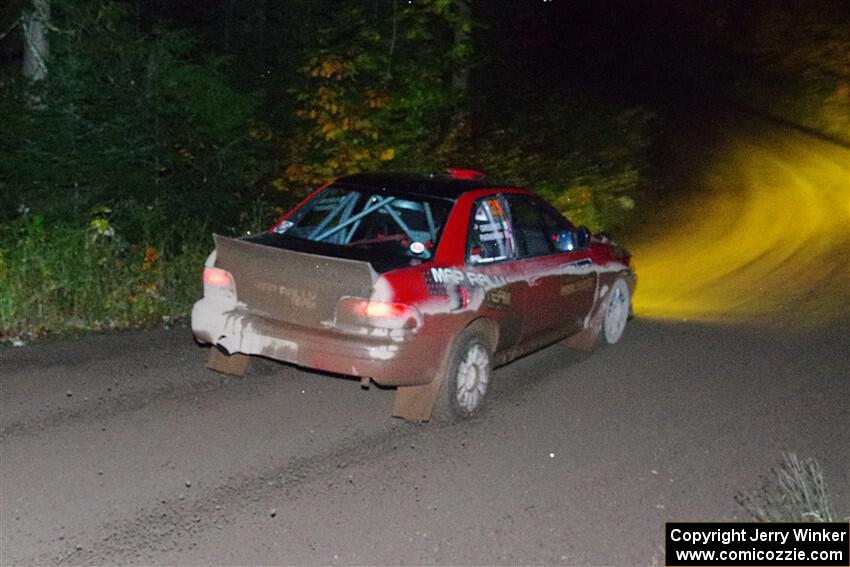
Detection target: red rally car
<box><xmin>191</xmin><ymin>170</ymin><xmax>636</xmax><ymax>421</ymax></box>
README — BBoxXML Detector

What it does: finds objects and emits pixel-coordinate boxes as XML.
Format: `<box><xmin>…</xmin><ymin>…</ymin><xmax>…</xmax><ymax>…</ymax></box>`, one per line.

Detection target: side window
<box><xmin>467</xmin><ymin>196</ymin><xmax>515</xmax><ymax>265</ymax></box>
<box><xmin>538</xmin><ymin>203</ymin><xmax>575</xmax><ymax>245</ymax></box>
<box><xmin>504</xmin><ymin>196</ymin><xmax>554</xmax><ymax>258</ymax></box>
<box><xmin>538</xmin><ymin>203</ymin><xmax>573</xmax><ymax>235</ymax></box>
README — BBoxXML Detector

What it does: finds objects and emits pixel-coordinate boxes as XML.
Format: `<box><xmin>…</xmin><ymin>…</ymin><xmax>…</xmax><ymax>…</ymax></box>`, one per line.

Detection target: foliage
<box><xmin>733</xmin><ymin>0</ymin><xmax>850</xmax><ymax>144</ymax></box>
<box><xmin>0</xmin><ymin>0</ymin><xmax>283</xmax><ymax>338</ymax></box>
<box><xmin>0</xmin><ymin>200</ymin><xmax>278</xmax><ymax>339</ymax></box>
<box><xmin>0</xmin><ymin>0</ymin><xmax>274</xmax><ymax>229</ymax></box>
<box><xmin>280</xmin><ymin>0</ymin><xmax>650</xmax><ymax>233</ymax></box>
<box><xmin>666</xmin><ymin>0</ymin><xmax>850</xmax><ymax>145</ymax></box>
<box><xmin>450</xmin><ymin>92</ymin><xmax>655</xmax><ymax>232</ymax></box>
<box><xmin>282</xmin><ymin>0</ymin><xmax>472</xmax><ymax>190</ymax></box>
<box><xmin>736</xmin><ymin>453</ymin><xmax>837</xmax><ymax>522</ymax></box>
<box><xmin>0</xmin><ymin>212</ymin><xmax>204</xmax><ymax>338</ymax></box>
<box><xmin>0</xmin><ymin>0</ymin><xmax>657</xmax><ymax>339</ymax></box>
<box><xmin>747</xmin><ymin>0</ymin><xmax>850</xmax><ymax>81</ymax></box>
<box><xmin>730</xmin><ymin>72</ymin><xmax>850</xmax><ymax>146</ymax></box>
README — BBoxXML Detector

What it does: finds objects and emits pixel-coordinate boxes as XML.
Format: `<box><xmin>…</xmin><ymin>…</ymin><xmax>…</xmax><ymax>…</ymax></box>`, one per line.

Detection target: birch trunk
<box><xmin>22</xmin><ymin>0</ymin><xmax>49</xmax><ymax>82</ymax></box>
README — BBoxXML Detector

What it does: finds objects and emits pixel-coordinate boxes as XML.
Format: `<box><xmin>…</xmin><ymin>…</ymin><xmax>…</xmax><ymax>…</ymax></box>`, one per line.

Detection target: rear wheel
<box><xmin>433</xmin><ymin>331</ymin><xmax>492</xmax><ymax>421</ymax></box>
<box><xmin>602</xmin><ymin>278</ymin><xmax>630</xmax><ymax>345</ymax></box>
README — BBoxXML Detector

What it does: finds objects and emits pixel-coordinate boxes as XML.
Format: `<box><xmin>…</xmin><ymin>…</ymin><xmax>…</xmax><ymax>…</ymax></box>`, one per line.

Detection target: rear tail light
<box><xmin>336</xmin><ymin>297</ymin><xmax>421</xmax><ymax>330</ymax></box>
<box><xmin>203</xmin><ymin>267</ymin><xmax>233</xmax><ymax>288</ymax></box>
<box><xmin>203</xmin><ymin>267</ymin><xmax>236</xmax><ymax>302</ymax></box>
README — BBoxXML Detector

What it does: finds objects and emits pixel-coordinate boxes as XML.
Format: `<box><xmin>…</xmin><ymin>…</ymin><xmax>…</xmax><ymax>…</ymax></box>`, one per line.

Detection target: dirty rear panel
<box><xmin>214</xmin><ymin>235</ymin><xmax>378</xmax><ymax>327</ymax></box>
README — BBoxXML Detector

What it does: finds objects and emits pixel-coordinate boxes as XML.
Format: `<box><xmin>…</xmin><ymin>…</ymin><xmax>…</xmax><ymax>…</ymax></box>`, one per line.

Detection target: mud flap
<box><xmin>563</xmin><ymin>326</ymin><xmax>599</xmax><ymax>351</ymax></box>
<box><xmin>206</xmin><ymin>347</ymin><xmax>250</xmax><ymax>376</ymax></box>
<box><xmin>392</xmin><ymin>378</ymin><xmax>443</xmax><ymax>422</ymax></box>
<box><xmin>391</xmin><ymin>345</ymin><xmax>452</xmax><ymax>422</ymax></box>
<box><xmin>564</xmin><ymin>302</ymin><xmax>606</xmax><ymax>351</ymax></box>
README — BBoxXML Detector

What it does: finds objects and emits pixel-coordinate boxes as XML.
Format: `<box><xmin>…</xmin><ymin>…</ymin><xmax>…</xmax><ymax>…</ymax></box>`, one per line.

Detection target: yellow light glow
<box><xmin>630</xmin><ymin>122</ymin><xmax>850</xmax><ymax>327</ymax></box>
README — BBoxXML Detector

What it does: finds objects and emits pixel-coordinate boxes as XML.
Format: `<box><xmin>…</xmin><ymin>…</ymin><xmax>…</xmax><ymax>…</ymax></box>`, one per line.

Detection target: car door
<box><xmin>537</xmin><ymin>202</ymin><xmax>598</xmax><ymax>335</ymax></box>
<box><xmin>504</xmin><ymin>195</ymin><xmax>597</xmax><ymax>346</ymax></box>
<box><xmin>502</xmin><ymin>195</ymin><xmax>566</xmax><ymax>346</ymax></box>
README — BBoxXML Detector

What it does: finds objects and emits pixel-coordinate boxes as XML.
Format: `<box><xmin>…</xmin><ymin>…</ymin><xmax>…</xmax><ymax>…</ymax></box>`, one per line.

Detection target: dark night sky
<box><xmin>472</xmin><ymin>1</ymin><xmax>734</xmax><ymax>106</ymax></box>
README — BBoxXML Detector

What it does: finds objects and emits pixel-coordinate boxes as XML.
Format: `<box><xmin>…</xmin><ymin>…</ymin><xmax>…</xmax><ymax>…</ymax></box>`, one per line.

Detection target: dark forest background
<box><xmin>1</xmin><ymin>0</ymin><xmax>848</xmax><ymax>337</ymax></box>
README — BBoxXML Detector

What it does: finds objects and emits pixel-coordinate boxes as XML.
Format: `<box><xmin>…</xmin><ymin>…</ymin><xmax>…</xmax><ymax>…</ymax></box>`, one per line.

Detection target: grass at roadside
<box><xmin>736</xmin><ymin>453</ymin><xmax>838</xmax><ymax>522</ymax></box>
<box><xmin>728</xmin><ymin>74</ymin><xmax>850</xmax><ymax>147</ymax></box>
<box><xmin>0</xmin><ymin>193</ymin><xmax>286</xmax><ymax>341</ymax></box>
<box><xmin>0</xmin><ymin>213</ymin><xmax>210</xmax><ymax>340</ymax></box>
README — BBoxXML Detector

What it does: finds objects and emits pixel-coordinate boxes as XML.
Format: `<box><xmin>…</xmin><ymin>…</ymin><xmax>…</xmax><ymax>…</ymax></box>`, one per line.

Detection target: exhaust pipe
<box><xmin>215</xmin><ymin>337</ymin><xmax>233</xmax><ymax>356</ymax></box>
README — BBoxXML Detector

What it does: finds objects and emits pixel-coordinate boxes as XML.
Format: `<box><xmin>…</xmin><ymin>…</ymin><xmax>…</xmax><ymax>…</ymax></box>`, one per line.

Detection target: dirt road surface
<box><xmin>2</xmin><ymin>112</ymin><xmax>848</xmax><ymax>565</ymax></box>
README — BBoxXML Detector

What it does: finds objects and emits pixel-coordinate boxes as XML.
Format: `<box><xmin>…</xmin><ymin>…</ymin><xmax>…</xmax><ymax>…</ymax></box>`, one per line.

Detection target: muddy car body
<box><xmin>192</xmin><ymin>171</ymin><xmax>636</xmax><ymax>421</ymax></box>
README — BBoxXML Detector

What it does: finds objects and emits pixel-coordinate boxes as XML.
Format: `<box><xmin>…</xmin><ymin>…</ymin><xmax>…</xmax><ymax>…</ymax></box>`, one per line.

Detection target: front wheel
<box><xmin>601</xmin><ymin>278</ymin><xmax>630</xmax><ymax>345</ymax></box>
<box><xmin>433</xmin><ymin>331</ymin><xmax>492</xmax><ymax>421</ymax></box>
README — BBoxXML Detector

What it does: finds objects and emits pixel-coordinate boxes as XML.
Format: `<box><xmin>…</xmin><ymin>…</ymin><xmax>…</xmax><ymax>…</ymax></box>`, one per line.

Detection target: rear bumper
<box><xmin>191</xmin><ymin>298</ymin><xmax>447</xmax><ymax>386</ymax></box>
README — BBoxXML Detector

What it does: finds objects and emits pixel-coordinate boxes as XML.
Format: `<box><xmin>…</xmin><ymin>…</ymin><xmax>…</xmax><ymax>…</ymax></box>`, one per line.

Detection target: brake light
<box><xmin>336</xmin><ymin>297</ymin><xmax>420</xmax><ymax>329</ymax></box>
<box><xmin>447</xmin><ymin>168</ymin><xmax>485</xmax><ymax>180</ymax></box>
<box><xmin>363</xmin><ymin>301</ymin><xmax>412</xmax><ymax>319</ymax></box>
<box><xmin>203</xmin><ymin>267</ymin><xmax>233</xmax><ymax>287</ymax></box>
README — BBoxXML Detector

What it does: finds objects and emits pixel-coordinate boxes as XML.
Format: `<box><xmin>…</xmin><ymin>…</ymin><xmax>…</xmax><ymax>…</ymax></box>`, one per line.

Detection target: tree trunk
<box><xmin>21</xmin><ymin>0</ymin><xmax>49</xmax><ymax>82</ymax></box>
<box><xmin>451</xmin><ymin>0</ymin><xmax>471</xmax><ymax>124</ymax></box>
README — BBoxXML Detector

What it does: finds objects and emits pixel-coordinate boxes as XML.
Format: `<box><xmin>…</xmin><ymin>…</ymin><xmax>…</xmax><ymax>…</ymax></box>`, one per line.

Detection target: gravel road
<box><xmin>2</xmin><ymin>316</ymin><xmax>848</xmax><ymax>565</ymax></box>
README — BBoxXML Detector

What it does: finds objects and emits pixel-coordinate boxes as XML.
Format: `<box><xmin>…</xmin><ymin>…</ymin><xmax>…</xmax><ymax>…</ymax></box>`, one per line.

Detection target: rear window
<box><xmin>273</xmin><ymin>185</ymin><xmax>452</xmax><ymax>261</ymax></box>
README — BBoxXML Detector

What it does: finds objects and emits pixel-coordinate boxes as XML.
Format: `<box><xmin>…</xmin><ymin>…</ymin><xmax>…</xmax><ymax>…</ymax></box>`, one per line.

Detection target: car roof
<box><xmin>334</xmin><ymin>172</ymin><xmax>518</xmax><ymax>200</ymax></box>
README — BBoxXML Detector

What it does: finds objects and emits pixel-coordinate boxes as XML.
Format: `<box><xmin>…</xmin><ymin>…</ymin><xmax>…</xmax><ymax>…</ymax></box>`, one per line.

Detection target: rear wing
<box><xmin>214</xmin><ymin>235</ymin><xmax>378</xmax><ymax>326</ymax></box>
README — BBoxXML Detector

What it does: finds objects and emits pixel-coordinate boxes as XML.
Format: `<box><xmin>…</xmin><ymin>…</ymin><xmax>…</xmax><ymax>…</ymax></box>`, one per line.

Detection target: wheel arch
<box><xmin>462</xmin><ymin>316</ymin><xmax>499</xmax><ymax>353</ymax></box>
<box><xmin>390</xmin><ymin>315</ymin><xmax>498</xmax><ymax>422</ymax></box>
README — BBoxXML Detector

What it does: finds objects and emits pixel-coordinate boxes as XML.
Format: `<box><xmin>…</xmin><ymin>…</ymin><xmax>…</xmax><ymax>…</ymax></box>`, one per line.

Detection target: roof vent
<box><xmin>446</xmin><ymin>168</ymin><xmax>485</xmax><ymax>181</ymax></box>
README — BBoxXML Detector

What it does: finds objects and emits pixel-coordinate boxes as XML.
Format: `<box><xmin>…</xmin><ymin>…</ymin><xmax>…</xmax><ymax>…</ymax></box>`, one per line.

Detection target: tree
<box><xmin>282</xmin><ymin>0</ymin><xmax>473</xmax><ymax>190</ymax></box>
<box><xmin>748</xmin><ymin>0</ymin><xmax>850</xmax><ymax>81</ymax></box>
<box><xmin>0</xmin><ymin>0</ymin><xmax>269</xmax><ymax>228</ymax></box>
<box><xmin>21</xmin><ymin>0</ymin><xmax>49</xmax><ymax>81</ymax></box>
<box><xmin>450</xmin><ymin>0</ymin><xmax>471</xmax><ymax>123</ymax></box>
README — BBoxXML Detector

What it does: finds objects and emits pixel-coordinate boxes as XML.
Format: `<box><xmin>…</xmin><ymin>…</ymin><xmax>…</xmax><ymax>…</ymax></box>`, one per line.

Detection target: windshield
<box><xmin>273</xmin><ymin>185</ymin><xmax>452</xmax><ymax>261</ymax></box>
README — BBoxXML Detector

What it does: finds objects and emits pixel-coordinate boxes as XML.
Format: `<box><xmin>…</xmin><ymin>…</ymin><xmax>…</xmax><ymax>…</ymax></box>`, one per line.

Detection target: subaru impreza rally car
<box><xmin>192</xmin><ymin>170</ymin><xmax>636</xmax><ymax>421</ymax></box>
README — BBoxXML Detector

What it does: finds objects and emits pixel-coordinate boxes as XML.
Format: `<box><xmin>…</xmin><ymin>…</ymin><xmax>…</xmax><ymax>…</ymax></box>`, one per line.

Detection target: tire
<box><xmin>433</xmin><ymin>330</ymin><xmax>492</xmax><ymax>421</ymax></box>
<box><xmin>601</xmin><ymin>278</ymin><xmax>630</xmax><ymax>345</ymax></box>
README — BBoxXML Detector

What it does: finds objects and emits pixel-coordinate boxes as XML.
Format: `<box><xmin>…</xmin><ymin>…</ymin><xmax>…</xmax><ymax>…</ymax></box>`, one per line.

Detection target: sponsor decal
<box><xmin>254</xmin><ymin>281</ymin><xmax>317</xmax><ymax>310</ymax></box>
<box><xmin>470</xmin><ymin>197</ymin><xmax>513</xmax><ymax>264</ymax></box>
<box><xmin>479</xmin><ymin>231</ymin><xmax>506</xmax><ymax>242</ymax></box>
<box><xmin>423</xmin><ymin>270</ymin><xmax>448</xmax><ymax>296</ymax></box>
<box><xmin>558</xmin><ymin>259</ymin><xmax>626</xmax><ymax>274</ymax></box>
<box><xmin>486</xmin><ymin>198</ymin><xmax>505</xmax><ymax>217</ymax></box>
<box><xmin>560</xmin><ymin>277</ymin><xmax>595</xmax><ymax>296</ymax></box>
<box><xmin>429</xmin><ymin>267</ymin><xmax>508</xmax><ymax>290</ymax></box>
<box><xmin>485</xmin><ymin>287</ymin><xmax>512</xmax><ymax>308</ymax></box>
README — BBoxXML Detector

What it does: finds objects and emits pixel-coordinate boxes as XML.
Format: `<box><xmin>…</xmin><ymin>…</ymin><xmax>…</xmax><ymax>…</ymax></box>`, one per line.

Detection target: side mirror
<box><xmin>576</xmin><ymin>226</ymin><xmax>591</xmax><ymax>249</ymax></box>
<box><xmin>555</xmin><ymin>229</ymin><xmax>577</xmax><ymax>252</ymax></box>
